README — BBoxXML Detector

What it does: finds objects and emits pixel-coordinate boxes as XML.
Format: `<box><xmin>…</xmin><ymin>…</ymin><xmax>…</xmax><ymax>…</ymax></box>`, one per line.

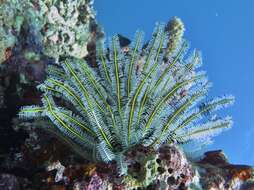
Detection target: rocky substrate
<box><xmin>0</xmin><ymin>125</ymin><xmax>253</xmax><ymax>190</ymax></box>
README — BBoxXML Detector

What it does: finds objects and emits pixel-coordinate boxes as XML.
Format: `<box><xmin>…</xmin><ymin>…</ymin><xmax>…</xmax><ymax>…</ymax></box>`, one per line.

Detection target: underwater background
<box><xmin>95</xmin><ymin>0</ymin><xmax>254</xmax><ymax>165</ymax></box>
<box><xmin>0</xmin><ymin>0</ymin><xmax>254</xmax><ymax>189</ymax></box>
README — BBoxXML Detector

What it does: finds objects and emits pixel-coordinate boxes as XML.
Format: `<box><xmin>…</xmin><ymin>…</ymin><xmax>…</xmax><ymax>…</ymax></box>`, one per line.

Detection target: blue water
<box><xmin>95</xmin><ymin>0</ymin><xmax>254</xmax><ymax>165</ymax></box>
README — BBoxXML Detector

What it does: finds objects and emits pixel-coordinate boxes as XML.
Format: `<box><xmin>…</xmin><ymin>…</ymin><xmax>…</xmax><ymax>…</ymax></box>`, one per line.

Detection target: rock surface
<box><xmin>0</xmin><ymin>125</ymin><xmax>253</xmax><ymax>190</ymax></box>
<box><xmin>0</xmin><ymin>174</ymin><xmax>20</xmax><ymax>190</ymax></box>
<box><xmin>194</xmin><ymin>150</ymin><xmax>254</xmax><ymax>190</ymax></box>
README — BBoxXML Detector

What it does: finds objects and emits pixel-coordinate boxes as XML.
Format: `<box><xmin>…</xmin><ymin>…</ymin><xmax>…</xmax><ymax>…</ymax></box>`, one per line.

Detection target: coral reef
<box><xmin>156</xmin><ymin>145</ymin><xmax>194</xmax><ymax>189</ymax></box>
<box><xmin>122</xmin><ymin>144</ymin><xmax>194</xmax><ymax>189</ymax></box>
<box><xmin>0</xmin><ymin>0</ymin><xmax>100</xmax><ymax>62</ymax></box>
<box><xmin>0</xmin><ymin>0</ymin><xmax>101</xmax><ymax>174</ymax></box>
<box><xmin>41</xmin><ymin>0</ymin><xmax>96</xmax><ymax>60</ymax></box>
<box><xmin>0</xmin><ymin>0</ymin><xmax>103</xmax><ymax>95</ymax></box>
<box><xmin>0</xmin><ymin>0</ymin><xmax>250</xmax><ymax>189</ymax></box>
<box><xmin>0</xmin><ymin>0</ymin><xmax>21</xmax><ymax>63</ymax></box>
<box><xmin>195</xmin><ymin>150</ymin><xmax>254</xmax><ymax>190</ymax></box>
<box><xmin>1</xmin><ymin>131</ymin><xmax>252</xmax><ymax>190</ymax></box>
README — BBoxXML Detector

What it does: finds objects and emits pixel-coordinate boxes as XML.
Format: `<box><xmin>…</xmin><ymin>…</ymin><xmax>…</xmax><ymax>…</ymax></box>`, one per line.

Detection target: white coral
<box><xmin>43</xmin><ymin>0</ymin><xmax>93</xmax><ymax>59</ymax></box>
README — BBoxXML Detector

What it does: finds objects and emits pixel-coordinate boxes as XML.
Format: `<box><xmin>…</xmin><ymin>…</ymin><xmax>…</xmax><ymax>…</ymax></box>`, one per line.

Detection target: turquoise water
<box><xmin>95</xmin><ymin>0</ymin><xmax>254</xmax><ymax>165</ymax></box>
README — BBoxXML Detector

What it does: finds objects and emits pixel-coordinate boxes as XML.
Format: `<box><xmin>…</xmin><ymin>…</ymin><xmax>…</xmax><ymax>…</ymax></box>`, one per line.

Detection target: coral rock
<box><xmin>124</xmin><ymin>144</ymin><xmax>194</xmax><ymax>190</ymax></box>
<box><xmin>195</xmin><ymin>150</ymin><xmax>254</xmax><ymax>190</ymax></box>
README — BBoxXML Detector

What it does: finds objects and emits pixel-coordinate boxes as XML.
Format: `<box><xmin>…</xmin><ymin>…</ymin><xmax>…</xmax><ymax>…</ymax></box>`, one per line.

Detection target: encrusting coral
<box><xmin>19</xmin><ymin>17</ymin><xmax>234</xmax><ymax>177</ymax></box>
<box><xmin>0</xmin><ymin>0</ymin><xmax>98</xmax><ymax>63</ymax></box>
<box><xmin>41</xmin><ymin>0</ymin><xmax>96</xmax><ymax>60</ymax></box>
<box><xmin>0</xmin><ymin>0</ymin><xmax>102</xmax><ymax>140</ymax></box>
<box><xmin>0</xmin><ymin>0</ymin><xmax>21</xmax><ymax>63</ymax></box>
<box><xmin>122</xmin><ymin>144</ymin><xmax>194</xmax><ymax>189</ymax></box>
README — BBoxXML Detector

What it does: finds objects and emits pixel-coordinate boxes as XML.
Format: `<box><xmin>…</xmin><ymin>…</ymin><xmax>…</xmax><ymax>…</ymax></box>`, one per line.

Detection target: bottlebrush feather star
<box><xmin>19</xmin><ymin>18</ymin><xmax>234</xmax><ymax>174</ymax></box>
